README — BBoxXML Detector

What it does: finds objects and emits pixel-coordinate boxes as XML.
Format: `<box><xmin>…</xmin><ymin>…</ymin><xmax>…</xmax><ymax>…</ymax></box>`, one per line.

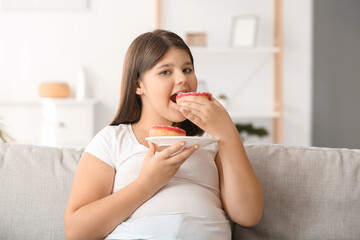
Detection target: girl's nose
<box><xmin>175</xmin><ymin>71</ymin><xmax>188</xmax><ymax>85</ymax></box>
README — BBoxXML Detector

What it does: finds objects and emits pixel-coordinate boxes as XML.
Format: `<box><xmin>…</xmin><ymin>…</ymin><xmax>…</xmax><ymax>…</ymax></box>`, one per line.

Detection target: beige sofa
<box><xmin>0</xmin><ymin>143</ymin><xmax>359</xmax><ymax>239</ymax></box>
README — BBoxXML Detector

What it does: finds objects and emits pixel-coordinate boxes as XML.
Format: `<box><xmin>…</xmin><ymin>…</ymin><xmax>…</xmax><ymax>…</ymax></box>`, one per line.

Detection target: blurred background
<box><xmin>0</xmin><ymin>0</ymin><xmax>359</xmax><ymax>149</ymax></box>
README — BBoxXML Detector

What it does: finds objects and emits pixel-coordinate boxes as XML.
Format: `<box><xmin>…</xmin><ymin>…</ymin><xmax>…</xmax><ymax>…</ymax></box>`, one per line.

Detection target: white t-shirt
<box><xmin>85</xmin><ymin>124</ymin><xmax>231</xmax><ymax>240</ymax></box>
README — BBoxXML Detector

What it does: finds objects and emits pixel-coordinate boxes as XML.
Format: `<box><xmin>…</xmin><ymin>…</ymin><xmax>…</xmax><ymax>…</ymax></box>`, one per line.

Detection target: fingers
<box><xmin>180</xmin><ymin>107</ymin><xmax>203</xmax><ymax>126</ymax></box>
<box><xmin>177</xmin><ymin>95</ymin><xmax>230</xmax><ymax>132</ymax></box>
<box><xmin>177</xmin><ymin>96</ymin><xmax>213</xmax><ymax>122</ymax></box>
<box><xmin>155</xmin><ymin>141</ymin><xmax>199</xmax><ymax>165</ymax></box>
<box><xmin>167</xmin><ymin>144</ymin><xmax>199</xmax><ymax>166</ymax></box>
<box><xmin>178</xmin><ymin>97</ymin><xmax>224</xmax><ymax>114</ymax></box>
<box><xmin>146</xmin><ymin>142</ymin><xmax>156</xmax><ymax>157</ymax></box>
<box><xmin>177</xmin><ymin>98</ymin><xmax>209</xmax><ymax>113</ymax></box>
<box><xmin>157</xmin><ymin>141</ymin><xmax>186</xmax><ymax>158</ymax></box>
<box><xmin>178</xmin><ymin>102</ymin><xmax>204</xmax><ymax>114</ymax></box>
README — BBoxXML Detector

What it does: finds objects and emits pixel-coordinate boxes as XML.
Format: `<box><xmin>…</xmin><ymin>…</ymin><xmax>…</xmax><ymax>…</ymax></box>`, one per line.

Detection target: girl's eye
<box><xmin>183</xmin><ymin>68</ymin><xmax>193</xmax><ymax>73</ymax></box>
<box><xmin>161</xmin><ymin>70</ymin><xmax>171</xmax><ymax>75</ymax></box>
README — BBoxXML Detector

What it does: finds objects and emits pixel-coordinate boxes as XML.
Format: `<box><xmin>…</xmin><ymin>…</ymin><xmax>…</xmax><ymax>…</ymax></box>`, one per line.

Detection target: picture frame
<box><xmin>230</xmin><ymin>16</ymin><xmax>258</xmax><ymax>47</ymax></box>
<box><xmin>186</xmin><ymin>33</ymin><xmax>207</xmax><ymax>47</ymax></box>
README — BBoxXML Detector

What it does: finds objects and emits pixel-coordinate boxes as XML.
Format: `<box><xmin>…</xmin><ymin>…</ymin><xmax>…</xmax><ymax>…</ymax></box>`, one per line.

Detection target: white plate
<box><xmin>145</xmin><ymin>136</ymin><xmax>217</xmax><ymax>148</ymax></box>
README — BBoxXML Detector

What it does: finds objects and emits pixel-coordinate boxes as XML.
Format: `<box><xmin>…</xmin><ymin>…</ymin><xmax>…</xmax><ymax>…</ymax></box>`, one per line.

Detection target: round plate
<box><xmin>145</xmin><ymin>136</ymin><xmax>217</xmax><ymax>148</ymax></box>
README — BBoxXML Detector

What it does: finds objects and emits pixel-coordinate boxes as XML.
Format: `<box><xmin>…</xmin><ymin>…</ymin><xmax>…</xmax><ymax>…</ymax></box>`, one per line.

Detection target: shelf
<box><xmin>41</xmin><ymin>98</ymin><xmax>97</xmax><ymax>105</ymax></box>
<box><xmin>229</xmin><ymin>110</ymin><xmax>280</xmax><ymax>119</ymax></box>
<box><xmin>191</xmin><ymin>46</ymin><xmax>281</xmax><ymax>54</ymax></box>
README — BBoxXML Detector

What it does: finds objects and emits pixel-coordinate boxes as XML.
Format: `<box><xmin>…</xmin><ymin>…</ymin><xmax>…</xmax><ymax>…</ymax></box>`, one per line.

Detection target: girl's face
<box><xmin>136</xmin><ymin>47</ymin><xmax>197</xmax><ymax>125</ymax></box>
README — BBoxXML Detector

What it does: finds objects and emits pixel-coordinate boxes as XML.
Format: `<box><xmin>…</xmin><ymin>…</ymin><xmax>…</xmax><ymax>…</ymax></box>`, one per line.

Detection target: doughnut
<box><xmin>149</xmin><ymin>125</ymin><xmax>186</xmax><ymax>137</ymax></box>
<box><xmin>176</xmin><ymin>92</ymin><xmax>212</xmax><ymax>103</ymax></box>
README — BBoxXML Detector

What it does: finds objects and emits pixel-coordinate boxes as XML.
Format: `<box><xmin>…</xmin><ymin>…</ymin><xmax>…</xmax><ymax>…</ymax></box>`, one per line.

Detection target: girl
<box><xmin>64</xmin><ymin>30</ymin><xmax>264</xmax><ymax>240</ymax></box>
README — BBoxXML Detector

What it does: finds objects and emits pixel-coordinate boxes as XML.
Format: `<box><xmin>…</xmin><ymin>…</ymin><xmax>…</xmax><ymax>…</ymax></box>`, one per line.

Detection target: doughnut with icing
<box><xmin>176</xmin><ymin>92</ymin><xmax>212</xmax><ymax>103</ymax></box>
<box><xmin>149</xmin><ymin>125</ymin><xmax>186</xmax><ymax>137</ymax></box>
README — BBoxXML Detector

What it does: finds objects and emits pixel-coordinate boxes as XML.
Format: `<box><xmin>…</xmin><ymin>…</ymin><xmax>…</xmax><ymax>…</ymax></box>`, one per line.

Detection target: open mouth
<box><xmin>170</xmin><ymin>93</ymin><xmax>178</xmax><ymax>103</ymax></box>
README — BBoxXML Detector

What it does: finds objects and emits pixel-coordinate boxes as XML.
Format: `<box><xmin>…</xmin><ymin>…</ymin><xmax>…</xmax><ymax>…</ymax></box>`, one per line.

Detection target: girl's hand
<box><xmin>176</xmin><ymin>96</ymin><xmax>235</xmax><ymax>140</ymax></box>
<box><xmin>136</xmin><ymin>141</ymin><xmax>198</xmax><ymax>193</ymax></box>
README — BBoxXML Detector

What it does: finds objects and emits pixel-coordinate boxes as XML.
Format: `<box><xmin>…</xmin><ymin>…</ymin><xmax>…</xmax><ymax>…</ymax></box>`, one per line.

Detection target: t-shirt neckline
<box><xmin>127</xmin><ymin>124</ymin><xmax>149</xmax><ymax>151</ymax></box>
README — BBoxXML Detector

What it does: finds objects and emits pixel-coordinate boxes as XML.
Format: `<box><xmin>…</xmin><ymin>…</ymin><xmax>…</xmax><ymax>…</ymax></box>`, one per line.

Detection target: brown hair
<box><xmin>110</xmin><ymin>29</ymin><xmax>203</xmax><ymax>136</ymax></box>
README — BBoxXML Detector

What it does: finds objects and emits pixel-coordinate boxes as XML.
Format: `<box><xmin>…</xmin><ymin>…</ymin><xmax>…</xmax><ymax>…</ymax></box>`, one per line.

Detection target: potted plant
<box><xmin>234</xmin><ymin>123</ymin><xmax>268</xmax><ymax>142</ymax></box>
<box><xmin>0</xmin><ymin>122</ymin><xmax>14</xmax><ymax>143</ymax></box>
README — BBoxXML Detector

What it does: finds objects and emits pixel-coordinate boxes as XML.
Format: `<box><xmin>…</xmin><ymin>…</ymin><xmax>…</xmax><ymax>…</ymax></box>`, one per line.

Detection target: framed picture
<box><xmin>230</xmin><ymin>16</ymin><xmax>258</xmax><ymax>47</ymax></box>
<box><xmin>1</xmin><ymin>0</ymin><xmax>88</xmax><ymax>10</ymax></box>
<box><xmin>186</xmin><ymin>33</ymin><xmax>207</xmax><ymax>47</ymax></box>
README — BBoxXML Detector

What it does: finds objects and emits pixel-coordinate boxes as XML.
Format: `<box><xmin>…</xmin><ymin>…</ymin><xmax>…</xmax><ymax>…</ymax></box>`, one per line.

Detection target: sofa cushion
<box><xmin>0</xmin><ymin>143</ymin><xmax>83</xmax><ymax>240</ymax></box>
<box><xmin>233</xmin><ymin>144</ymin><xmax>360</xmax><ymax>240</ymax></box>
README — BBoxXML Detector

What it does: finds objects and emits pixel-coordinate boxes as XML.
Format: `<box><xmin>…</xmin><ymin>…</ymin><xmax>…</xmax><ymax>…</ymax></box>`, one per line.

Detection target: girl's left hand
<box><xmin>176</xmin><ymin>95</ymin><xmax>235</xmax><ymax>140</ymax></box>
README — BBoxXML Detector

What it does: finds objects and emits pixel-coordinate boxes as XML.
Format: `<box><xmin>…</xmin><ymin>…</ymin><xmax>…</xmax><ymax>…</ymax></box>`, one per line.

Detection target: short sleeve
<box><xmin>84</xmin><ymin>127</ymin><xmax>115</xmax><ymax>168</ymax></box>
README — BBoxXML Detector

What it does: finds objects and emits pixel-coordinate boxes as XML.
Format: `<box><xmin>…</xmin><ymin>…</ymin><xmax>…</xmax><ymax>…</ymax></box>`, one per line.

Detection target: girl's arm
<box><xmin>177</xmin><ymin>97</ymin><xmax>264</xmax><ymax>226</ymax></box>
<box><xmin>64</xmin><ymin>152</ymin><xmax>151</xmax><ymax>240</ymax></box>
<box><xmin>65</xmin><ymin>142</ymin><xmax>198</xmax><ymax>240</ymax></box>
<box><xmin>214</xmin><ymin>127</ymin><xmax>264</xmax><ymax>227</ymax></box>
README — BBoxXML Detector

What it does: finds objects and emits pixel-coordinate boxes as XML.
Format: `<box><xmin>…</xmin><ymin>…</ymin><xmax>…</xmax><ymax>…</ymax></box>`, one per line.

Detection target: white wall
<box><xmin>0</xmin><ymin>0</ymin><xmax>313</xmax><ymax>146</ymax></box>
<box><xmin>0</xmin><ymin>0</ymin><xmax>155</xmax><ymax>131</ymax></box>
<box><xmin>283</xmin><ymin>0</ymin><xmax>313</xmax><ymax>146</ymax></box>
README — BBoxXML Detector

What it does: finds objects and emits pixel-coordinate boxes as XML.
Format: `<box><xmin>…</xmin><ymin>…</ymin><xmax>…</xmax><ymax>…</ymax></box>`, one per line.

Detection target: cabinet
<box><xmin>0</xmin><ymin>99</ymin><xmax>96</xmax><ymax>148</ymax></box>
<box><xmin>41</xmin><ymin>98</ymin><xmax>96</xmax><ymax>147</ymax></box>
<box><xmin>154</xmin><ymin>0</ymin><xmax>283</xmax><ymax>143</ymax></box>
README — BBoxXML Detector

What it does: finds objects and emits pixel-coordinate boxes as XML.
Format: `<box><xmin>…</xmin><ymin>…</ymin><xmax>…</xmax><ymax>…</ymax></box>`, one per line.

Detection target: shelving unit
<box><xmin>273</xmin><ymin>0</ymin><xmax>283</xmax><ymax>144</ymax></box>
<box><xmin>0</xmin><ymin>98</ymin><xmax>96</xmax><ymax>147</ymax></box>
<box><xmin>154</xmin><ymin>0</ymin><xmax>283</xmax><ymax>143</ymax></box>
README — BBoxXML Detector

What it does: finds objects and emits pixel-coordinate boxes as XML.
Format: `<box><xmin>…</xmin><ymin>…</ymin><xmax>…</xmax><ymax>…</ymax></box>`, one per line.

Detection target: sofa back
<box><xmin>234</xmin><ymin>145</ymin><xmax>360</xmax><ymax>239</ymax></box>
<box><xmin>0</xmin><ymin>143</ymin><xmax>82</xmax><ymax>240</ymax></box>
<box><xmin>1</xmin><ymin>143</ymin><xmax>359</xmax><ymax>239</ymax></box>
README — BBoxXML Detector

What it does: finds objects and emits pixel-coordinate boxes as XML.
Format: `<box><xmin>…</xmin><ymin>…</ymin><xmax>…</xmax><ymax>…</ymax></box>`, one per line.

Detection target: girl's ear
<box><xmin>135</xmin><ymin>80</ymin><xmax>144</xmax><ymax>95</ymax></box>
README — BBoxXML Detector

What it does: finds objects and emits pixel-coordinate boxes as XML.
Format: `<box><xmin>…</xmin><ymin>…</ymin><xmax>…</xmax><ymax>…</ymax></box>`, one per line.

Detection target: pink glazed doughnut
<box><xmin>149</xmin><ymin>125</ymin><xmax>186</xmax><ymax>137</ymax></box>
<box><xmin>176</xmin><ymin>92</ymin><xmax>212</xmax><ymax>103</ymax></box>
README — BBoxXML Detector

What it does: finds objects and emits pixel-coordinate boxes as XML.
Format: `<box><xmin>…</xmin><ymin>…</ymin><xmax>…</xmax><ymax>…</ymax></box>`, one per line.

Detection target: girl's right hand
<box><xmin>136</xmin><ymin>141</ymin><xmax>198</xmax><ymax>194</ymax></box>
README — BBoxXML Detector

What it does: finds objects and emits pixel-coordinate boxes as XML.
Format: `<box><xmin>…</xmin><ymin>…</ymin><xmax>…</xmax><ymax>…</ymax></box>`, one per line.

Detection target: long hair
<box><xmin>110</xmin><ymin>30</ymin><xmax>203</xmax><ymax>136</ymax></box>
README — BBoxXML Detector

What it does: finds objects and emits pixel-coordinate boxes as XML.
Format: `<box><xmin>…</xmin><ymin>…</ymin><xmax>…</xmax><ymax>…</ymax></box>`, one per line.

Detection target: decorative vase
<box><xmin>39</xmin><ymin>82</ymin><xmax>71</xmax><ymax>98</ymax></box>
<box><xmin>76</xmin><ymin>66</ymin><xmax>87</xmax><ymax>100</ymax></box>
